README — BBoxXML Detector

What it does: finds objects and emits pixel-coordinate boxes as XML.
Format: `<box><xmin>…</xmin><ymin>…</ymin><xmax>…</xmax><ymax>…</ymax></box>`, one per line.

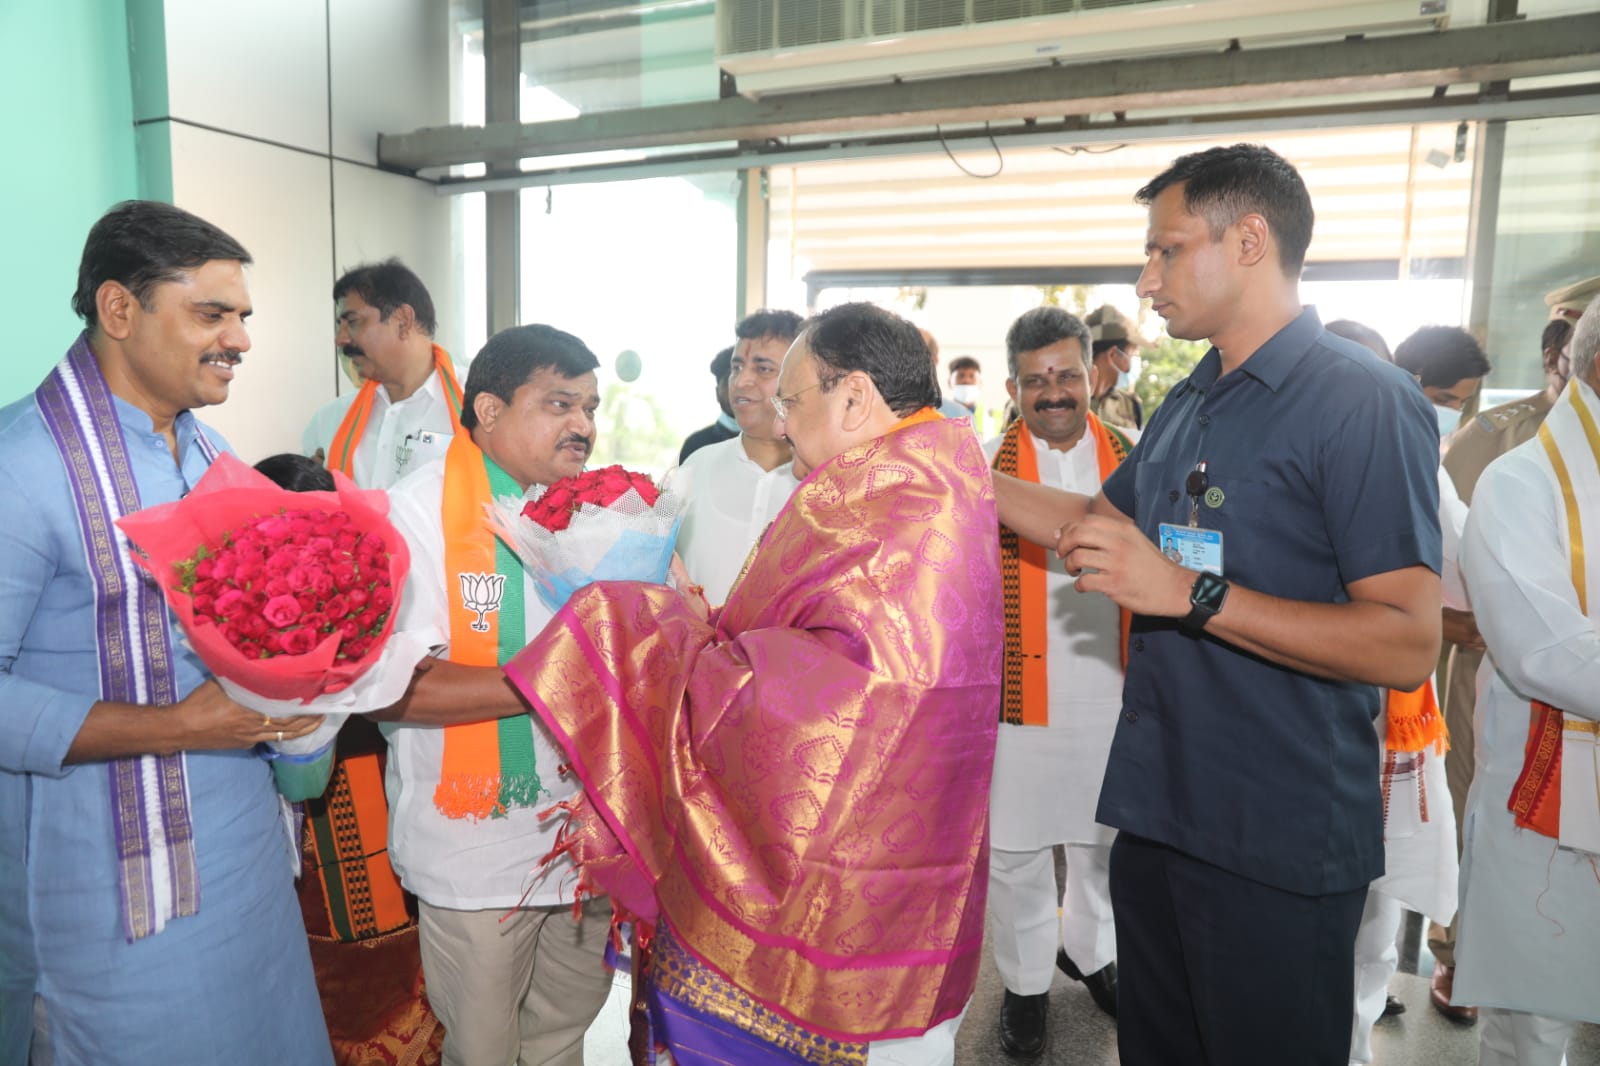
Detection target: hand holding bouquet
<box><xmin>487</xmin><ymin>464</ymin><xmax>681</xmax><ymax>611</ymax></box>
<box><xmin>118</xmin><ymin>454</ymin><xmax>430</xmax><ymax>798</ymax></box>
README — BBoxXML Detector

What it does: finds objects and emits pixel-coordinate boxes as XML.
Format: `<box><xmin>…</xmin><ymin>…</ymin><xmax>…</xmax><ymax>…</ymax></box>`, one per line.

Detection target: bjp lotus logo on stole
<box><xmin>459</xmin><ymin>572</ymin><xmax>507</xmax><ymax>633</ymax></box>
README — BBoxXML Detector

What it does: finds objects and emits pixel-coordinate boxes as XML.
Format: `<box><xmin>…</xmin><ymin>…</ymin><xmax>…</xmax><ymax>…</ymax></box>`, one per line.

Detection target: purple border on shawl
<box><xmin>646</xmin><ymin>925</ymin><xmax>869</xmax><ymax>1066</ymax></box>
<box><xmin>34</xmin><ymin>334</ymin><xmax>201</xmax><ymax>940</ymax></box>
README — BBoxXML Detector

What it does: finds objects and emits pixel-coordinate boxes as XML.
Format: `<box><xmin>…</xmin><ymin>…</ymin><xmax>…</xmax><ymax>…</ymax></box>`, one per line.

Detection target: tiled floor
<box><xmin>582</xmin><ymin>909</ymin><xmax>1600</xmax><ymax>1065</ymax></box>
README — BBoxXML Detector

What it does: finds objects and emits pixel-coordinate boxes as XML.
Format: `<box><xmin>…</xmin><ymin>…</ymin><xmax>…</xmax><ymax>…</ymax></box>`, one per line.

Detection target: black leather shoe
<box><xmin>999</xmin><ymin>989</ymin><xmax>1048</xmax><ymax>1059</ymax></box>
<box><xmin>1382</xmin><ymin>994</ymin><xmax>1406</xmax><ymax>1017</ymax></box>
<box><xmin>1057</xmin><ymin>949</ymin><xmax>1118</xmax><ymax>1018</ymax></box>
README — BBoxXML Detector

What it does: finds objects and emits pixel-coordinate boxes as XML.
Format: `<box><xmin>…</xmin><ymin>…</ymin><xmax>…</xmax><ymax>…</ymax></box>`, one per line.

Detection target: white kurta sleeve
<box><xmin>1460</xmin><ymin>450</ymin><xmax>1600</xmax><ymax>722</ymax></box>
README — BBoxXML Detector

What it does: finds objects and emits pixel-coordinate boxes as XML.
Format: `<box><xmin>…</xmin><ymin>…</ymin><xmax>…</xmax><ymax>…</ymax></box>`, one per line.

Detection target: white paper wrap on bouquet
<box><xmin>218</xmin><ymin>629</ymin><xmax>444</xmax><ymax>756</ymax></box>
<box><xmin>487</xmin><ymin>486</ymin><xmax>683</xmax><ymax>611</ymax></box>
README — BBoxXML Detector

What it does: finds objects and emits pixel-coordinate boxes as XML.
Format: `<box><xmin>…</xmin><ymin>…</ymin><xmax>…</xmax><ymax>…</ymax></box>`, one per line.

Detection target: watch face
<box><xmin>1192</xmin><ymin>572</ymin><xmax>1228</xmax><ymax>612</ymax></box>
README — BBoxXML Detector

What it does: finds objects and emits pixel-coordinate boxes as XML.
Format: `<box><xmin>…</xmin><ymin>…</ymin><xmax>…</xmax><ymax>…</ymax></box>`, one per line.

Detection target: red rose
<box><xmin>261</xmin><ymin>595</ymin><xmax>302</xmax><ymax>628</ymax></box>
<box><xmin>295</xmin><ymin>592</ymin><xmax>318</xmax><ymax>614</ymax></box>
<box><xmin>287</xmin><ymin>565</ymin><xmax>317</xmax><ymax>590</ymax></box>
<box><xmin>626</xmin><ymin>470</ymin><xmax>661</xmax><ymax>505</ymax></box>
<box><xmin>254</xmin><ymin>515</ymin><xmax>292</xmax><ymax>540</ymax></box>
<box><xmin>369</xmin><ymin>586</ymin><xmax>394</xmax><ymax>613</ymax></box>
<box><xmin>193</xmin><ymin>558</ymin><xmax>216</xmax><ymax>581</ymax></box>
<box><xmin>210</xmin><ymin>553</ymin><xmax>237</xmax><ymax>582</ymax></box>
<box><xmin>337</xmin><ymin>619</ymin><xmax>362</xmax><ymax>641</ymax></box>
<box><xmin>330</xmin><ymin>563</ymin><xmax>360</xmax><ymax>592</ymax></box>
<box><xmin>263</xmin><ymin>577</ymin><xmax>292</xmax><ymax>599</ymax></box>
<box><xmin>219</xmin><ymin>621</ymin><xmax>246</xmax><ymax>648</ymax></box>
<box><xmin>322</xmin><ymin>594</ymin><xmax>350</xmax><ymax>620</ymax></box>
<box><xmin>192</xmin><ymin>593</ymin><xmax>215</xmax><ymax>617</ymax></box>
<box><xmin>237</xmin><ymin>641</ymin><xmax>265</xmax><ymax>660</ymax></box>
<box><xmin>299</xmin><ymin>611</ymin><xmax>330</xmax><ymax>633</ymax></box>
<box><xmin>356</xmin><ymin>608</ymin><xmax>381</xmax><ymax>631</ymax></box>
<box><xmin>280</xmin><ymin>626</ymin><xmax>319</xmax><ymax>656</ymax></box>
<box><xmin>242</xmin><ymin>613</ymin><xmax>270</xmax><ymax>640</ymax></box>
<box><xmin>306</xmin><ymin>536</ymin><xmax>335</xmax><ymax>556</ymax></box>
<box><xmin>213</xmin><ymin>588</ymin><xmax>248</xmax><ymax>620</ymax></box>
<box><xmin>308</xmin><ymin>571</ymin><xmax>336</xmax><ymax>599</ymax></box>
<box><xmin>334</xmin><ymin>529</ymin><xmax>360</xmax><ymax>553</ymax></box>
<box><xmin>345</xmin><ymin>587</ymin><xmax>369</xmax><ymax>610</ymax></box>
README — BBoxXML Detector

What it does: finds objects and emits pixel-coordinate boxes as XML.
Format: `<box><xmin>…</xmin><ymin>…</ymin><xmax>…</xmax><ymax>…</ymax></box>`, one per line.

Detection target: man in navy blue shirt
<box><xmin>995</xmin><ymin>144</ymin><xmax>1442</xmax><ymax>1065</ymax></box>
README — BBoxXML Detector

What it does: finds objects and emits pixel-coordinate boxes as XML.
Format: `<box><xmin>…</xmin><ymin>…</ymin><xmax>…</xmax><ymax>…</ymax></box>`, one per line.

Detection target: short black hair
<box><xmin>736</xmin><ymin>309</ymin><xmax>804</xmax><ymax>345</ymax></box>
<box><xmin>460</xmin><ymin>324</ymin><xmax>600</xmax><ymax>431</ymax></box>
<box><xmin>710</xmin><ymin>345</ymin><xmax>735</xmax><ymax>381</ymax></box>
<box><xmin>73</xmin><ymin>200</ymin><xmax>252</xmax><ymax>329</ymax></box>
<box><xmin>1325</xmin><ymin>319</ymin><xmax>1392</xmax><ymax>362</ymax></box>
<box><xmin>1135</xmin><ymin>144</ymin><xmax>1314</xmax><ymax>276</ymax></box>
<box><xmin>256</xmin><ymin>453</ymin><xmax>336</xmax><ymax>493</ymax></box>
<box><xmin>1005</xmin><ymin>307</ymin><xmax>1092</xmax><ymax>378</ymax></box>
<box><xmin>1393</xmin><ymin>325</ymin><xmax>1492</xmax><ymax>388</ymax></box>
<box><xmin>333</xmin><ymin>258</ymin><xmax>437</xmax><ymax>336</ymax></box>
<box><xmin>1090</xmin><ymin>340</ymin><xmax>1126</xmax><ymax>360</ymax></box>
<box><xmin>948</xmin><ymin>355</ymin><xmax>982</xmax><ymax>375</ymax></box>
<box><xmin>800</xmin><ymin>302</ymin><xmax>940</xmax><ymax>419</ymax></box>
<box><xmin>1543</xmin><ymin>318</ymin><xmax>1574</xmax><ymax>359</ymax></box>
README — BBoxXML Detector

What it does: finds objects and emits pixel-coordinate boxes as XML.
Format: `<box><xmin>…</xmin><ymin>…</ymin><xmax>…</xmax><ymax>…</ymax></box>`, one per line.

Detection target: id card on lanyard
<box><xmin>1158</xmin><ymin>460</ymin><xmax>1224</xmax><ymax>575</ymax></box>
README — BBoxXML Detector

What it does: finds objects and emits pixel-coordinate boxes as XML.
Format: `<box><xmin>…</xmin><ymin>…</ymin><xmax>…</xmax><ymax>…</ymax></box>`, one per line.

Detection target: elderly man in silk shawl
<box><xmin>506</xmin><ymin>301</ymin><xmax>1003</xmax><ymax>1066</ymax></box>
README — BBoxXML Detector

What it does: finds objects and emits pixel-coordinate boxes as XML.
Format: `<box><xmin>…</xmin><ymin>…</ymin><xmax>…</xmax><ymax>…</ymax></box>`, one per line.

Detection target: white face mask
<box><xmin>951</xmin><ymin>383</ymin><xmax>981</xmax><ymax>406</ymax></box>
<box><xmin>1434</xmin><ymin>403</ymin><xmax>1462</xmax><ymax>437</ymax></box>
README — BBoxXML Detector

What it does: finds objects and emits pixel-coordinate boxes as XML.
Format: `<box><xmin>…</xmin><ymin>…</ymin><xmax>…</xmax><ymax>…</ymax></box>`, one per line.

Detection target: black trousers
<box><xmin>1110</xmin><ymin>833</ymin><xmax>1368</xmax><ymax>1066</ymax></box>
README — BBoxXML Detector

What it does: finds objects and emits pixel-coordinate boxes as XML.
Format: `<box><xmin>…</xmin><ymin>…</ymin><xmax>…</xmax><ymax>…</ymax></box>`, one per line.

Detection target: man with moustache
<box><xmin>985</xmin><ymin>306</ymin><xmax>1133</xmax><ymax>1058</ymax></box>
<box><xmin>0</xmin><ymin>200</ymin><xmax>329</xmax><ymax>1063</ymax></box>
<box><xmin>992</xmin><ymin>144</ymin><xmax>1442</xmax><ymax>1065</ymax></box>
<box><xmin>673</xmin><ymin>310</ymin><xmax>803</xmax><ymax>604</ymax></box>
<box><xmin>303</xmin><ymin>259</ymin><xmax>462</xmax><ymax>487</ymax></box>
<box><xmin>363</xmin><ymin>325</ymin><xmax>614</xmax><ymax>1066</ymax></box>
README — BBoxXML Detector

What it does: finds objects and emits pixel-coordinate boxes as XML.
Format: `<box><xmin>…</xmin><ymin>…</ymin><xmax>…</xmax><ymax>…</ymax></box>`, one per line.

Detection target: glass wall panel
<box><xmin>1481</xmin><ymin>114</ymin><xmax>1600</xmax><ymax>393</ymax></box>
<box><xmin>519</xmin><ymin>175</ymin><xmax>739</xmax><ymax>475</ymax></box>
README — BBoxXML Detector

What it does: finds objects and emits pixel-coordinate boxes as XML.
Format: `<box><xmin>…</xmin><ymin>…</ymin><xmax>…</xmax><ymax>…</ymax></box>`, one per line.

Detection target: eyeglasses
<box><xmin>770</xmin><ymin>380</ymin><xmax>827</xmax><ymax>421</ymax></box>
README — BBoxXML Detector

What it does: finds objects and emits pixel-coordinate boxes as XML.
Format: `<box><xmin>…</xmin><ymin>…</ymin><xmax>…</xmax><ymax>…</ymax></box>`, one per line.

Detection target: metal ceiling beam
<box><xmin>427</xmin><ymin>84</ymin><xmax>1600</xmax><ymax>193</ymax></box>
<box><xmin>379</xmin><ymin>13</ymin><xmax>1600</xmax><ymax>172</ymax></box>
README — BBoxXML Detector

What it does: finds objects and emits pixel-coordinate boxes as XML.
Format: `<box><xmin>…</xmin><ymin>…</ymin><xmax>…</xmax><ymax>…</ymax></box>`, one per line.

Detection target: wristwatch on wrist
<box><xmin>1179</xmin><ymin>571</ymin><xmax>1230</xmax><ymax>637</ymax></box>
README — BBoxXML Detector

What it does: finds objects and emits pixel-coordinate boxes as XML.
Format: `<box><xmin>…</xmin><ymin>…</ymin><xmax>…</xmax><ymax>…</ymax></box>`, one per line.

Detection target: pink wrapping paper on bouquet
<box><xmin>116</xmin><ymin>453</ymin><xmax>411</xmax><ymax>702</ymax></box>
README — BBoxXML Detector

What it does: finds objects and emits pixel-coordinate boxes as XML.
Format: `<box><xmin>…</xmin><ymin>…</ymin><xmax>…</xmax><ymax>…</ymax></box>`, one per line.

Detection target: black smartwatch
<box><xmin>1179</xmin><ymin>572</ymin><xmax>1230</xmax><ymax>636</ymax></box>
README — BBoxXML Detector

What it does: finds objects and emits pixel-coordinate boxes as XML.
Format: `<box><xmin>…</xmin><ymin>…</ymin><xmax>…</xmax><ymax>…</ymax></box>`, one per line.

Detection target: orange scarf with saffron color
<box><xmin>434</xmin><ymin>431</ymin><xmax>542</xmax><ymax>820</ymax></box>
<box><xmin>1384</xmin><ymin>680</ymin><xmax>1449</xmax><ymax>754</ymax></box>
<box><xmin>327</xmin><ymin>344</ymin><xmax>463</xmax><ymax>477</ymax></box>
<box><xmin>992</xmin><ymin>413</ymin><xmax>1131</xmax><ymax>726</ymax></box>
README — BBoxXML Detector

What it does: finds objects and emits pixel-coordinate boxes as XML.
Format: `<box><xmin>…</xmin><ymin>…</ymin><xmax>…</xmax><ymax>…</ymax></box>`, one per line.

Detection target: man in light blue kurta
<box><xmin>0</xmin><ymin>201</ymin><xmax>331</xmax><ymax>1065</ymax></box>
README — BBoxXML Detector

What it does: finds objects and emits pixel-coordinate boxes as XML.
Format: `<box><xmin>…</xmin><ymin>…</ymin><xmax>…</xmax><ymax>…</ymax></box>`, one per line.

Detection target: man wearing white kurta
<box><xmin>1454</xmin><ymin>297</ymin><xmax>1600</xmax><ymax>1066</ymax></box>
<box><xmin>1348</xmin><ymin>462</ymin><xmax>1466</xmax><ymax>1064</ymax></box>
<box><xmin>303</xmin><ymin>260</ymin><xmax>462</xmax><ymax>488</ymax></box>
<box><xmin>673</xmin><ymin>309</ymin><xmax>804</xmax><ymax>604</ymax></box>
<box><xmin>986</xmin><ymin>307</ymin><xmax>1132</xmax><ymax>1059</ymax></box>
<box><xmin>368</xmin><ymin>325</ymin><xmax>615</xmax><ymax>1066</ymax></box>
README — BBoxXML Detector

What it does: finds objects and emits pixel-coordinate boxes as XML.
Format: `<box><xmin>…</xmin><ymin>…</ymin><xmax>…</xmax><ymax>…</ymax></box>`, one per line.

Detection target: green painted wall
<box><xmin>0</xmin><ymin>1</ymin><xmax>141</xmax><ymax>404</ymax></box>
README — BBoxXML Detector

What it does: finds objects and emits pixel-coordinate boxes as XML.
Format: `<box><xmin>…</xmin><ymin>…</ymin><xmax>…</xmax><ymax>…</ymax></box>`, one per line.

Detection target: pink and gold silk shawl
<box><xmin>505</xmin><ymin>414</ymin><xmax>1003</xmax><ymax>1042</ymax></box>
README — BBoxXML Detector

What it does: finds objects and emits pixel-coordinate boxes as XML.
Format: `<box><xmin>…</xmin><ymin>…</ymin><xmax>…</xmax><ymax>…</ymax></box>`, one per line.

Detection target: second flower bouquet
<box><xmin>487</xmin><ymin>464</ymin><xmax>681</xmax><ymax>611</ymax></box>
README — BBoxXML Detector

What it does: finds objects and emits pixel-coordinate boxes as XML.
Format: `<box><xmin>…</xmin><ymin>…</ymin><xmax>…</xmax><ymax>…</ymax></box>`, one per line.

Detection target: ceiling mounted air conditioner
<box><xmin>716</xmin><ymin>0</ymin><xmax>1451</xmax><ymax>96</ymax></box>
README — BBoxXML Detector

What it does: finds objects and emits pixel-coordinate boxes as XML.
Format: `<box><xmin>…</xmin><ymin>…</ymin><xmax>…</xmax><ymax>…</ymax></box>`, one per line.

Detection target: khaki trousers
<box><xmin>418</xmin><ymin>898</ymin><xmax>614</xmax><ymax>1066</ymax></box>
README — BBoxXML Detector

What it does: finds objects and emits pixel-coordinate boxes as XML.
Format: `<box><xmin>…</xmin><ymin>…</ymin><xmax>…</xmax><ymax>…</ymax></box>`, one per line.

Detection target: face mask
<box><xmin>1434</xmin><ymin>403</ymin><xmax>1462</xmax><ymax>437</ymax></box>
<box><xmin>1115</xmin><ymin>369</ymin><xmax>1134</xmax><ymax>391</ymax></box>
<box><xmin>951</xmin><ymin>384</ymin><xmax>980</xmax><ymax>405</ymax></box>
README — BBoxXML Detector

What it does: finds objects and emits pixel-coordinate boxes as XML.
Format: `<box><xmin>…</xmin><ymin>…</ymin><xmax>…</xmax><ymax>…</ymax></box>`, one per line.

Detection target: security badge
<box><xmin>1157</xmin><ymin>460</ymin><xmax>1224</xmax><ymax>575</ymax></box>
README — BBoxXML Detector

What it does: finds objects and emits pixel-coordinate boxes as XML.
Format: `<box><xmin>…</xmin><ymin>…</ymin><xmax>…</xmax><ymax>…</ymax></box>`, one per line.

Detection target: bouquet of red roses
<box><xmin>487</xmin><ymin>464</ymin><xmax>681</xmax><ymax>611</ymax></box>
<box><xmin>118</xmin><ymin>454</ymin><xmax>430</xmax><ymax>798</ymax></box>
